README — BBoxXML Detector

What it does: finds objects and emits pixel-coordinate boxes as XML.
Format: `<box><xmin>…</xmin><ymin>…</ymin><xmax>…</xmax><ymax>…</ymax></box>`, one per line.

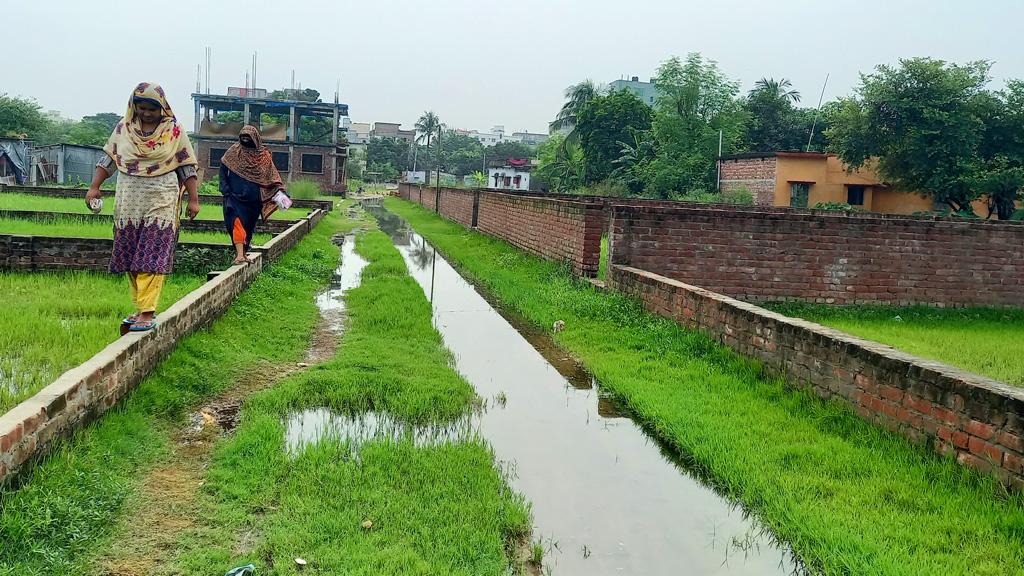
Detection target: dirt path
<box><xmin>92</xmin><ymin>317</ymin><xmax>340</xmax><ymax>576</ymax></box>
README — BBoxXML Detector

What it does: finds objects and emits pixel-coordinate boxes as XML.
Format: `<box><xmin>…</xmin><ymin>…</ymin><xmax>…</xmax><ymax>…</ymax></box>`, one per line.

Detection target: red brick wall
<box><xmin>477</xmin><ymin>192</ymin><xmax>604</xmax><ymax>277</ymax></box>
<box><xmin>609</xmin><ymin>265</ymin><xmax>1024</xmax><ymax>489</ymax></box>
<box><xmin>609</xmin><ymin>204</ymin><xmax>1024</xmax><ymax>307</ymax></box>
<box><xmin>719</xmin><ymin>157</ymin><xmax>777</xmax><ymax>205</ymax></box>
<box><xmin>438</xmin><ymin>188</ymin><xmax>477</xmax><ymax>227</ymax></box>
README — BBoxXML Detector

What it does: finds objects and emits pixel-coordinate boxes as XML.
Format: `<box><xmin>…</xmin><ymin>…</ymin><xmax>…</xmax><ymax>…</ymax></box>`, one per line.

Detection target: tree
<box><xmin>743</xmin><ymin>77</ymin><xmax>818</xmax><ymax>152</ymax></box>
<box><xmin>0</xmin><ymin>94</ymin><xmax>48</xmax><ymax>138</ymax></box>
<box><xmin>753</xmin><ymin>77</ymin><xmax>800</xmax><ymax>103</ymax></box>
<box><xmin>975</xmin><ymin>81</ymin><xmax>1024</xmax><ymax>219</ymax></box>
<box><xmin>826</xmin><ymin>58</ymin><xmax>993</xmax><ymax>213</ymax></box>
<box><xmin>575</xmin><ymin>89</ymin><xmax>652</xmax><ymax>184</ymax></box>
<box><xmin>536</xmin><ymin>132</ymin><xmax>584</xmax><ymax>192</ymax></box>
<box><xmin>486</xmin><ymin>140</ymin><xmax>535</xmax><ymax>162</ymax></box>
<box><xmin>415</xmin><ymin>111</ymin><xmax>441</xmax><ymax>149</ymax></box>
<box><xmin>81</xmin><ymin>112</ymin><xmax>121</xmax><ymax>132</ymax></box>
<box><xmin>644</xmin><ymin>53</ymin><xmax>746</xmax><ymax>198</ymax></box>
<box><xmin>366</xmin><ymin>137</ymin><xmax>410</xmax><ymax>172</ymax></box>
<box><xmin>549</xmin><ymin>80</ymin><xmax>599</xmax><ymax>134</ymax></box>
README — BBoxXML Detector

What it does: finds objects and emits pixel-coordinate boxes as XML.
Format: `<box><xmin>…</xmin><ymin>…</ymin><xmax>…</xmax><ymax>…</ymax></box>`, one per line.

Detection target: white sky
<box><xmin>5</xmin><ymin>0</ymin><xmax>1022</xmax><ymax>134</ymax></box>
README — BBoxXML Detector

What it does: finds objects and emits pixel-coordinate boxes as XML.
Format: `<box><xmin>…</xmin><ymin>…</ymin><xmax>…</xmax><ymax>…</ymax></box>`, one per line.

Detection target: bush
<box><xmin>1011</xmin><ymin>208</ymin><xmax>1024</xmax><ymax>221</ymax></box>
<box><xmin>578</xmin><ymin>179</ymin><xmax>629</xmax><ymax>198</ymax></box>
<box><xmin>199</xmin><ymin>176</ymin><xmax>219</xmax><ymax>195</ymax></box>
<box><xmin>288</xmin><ymin>179</ymin><xmax>321</xmax><ymax>199</ymax></box>
<box><xmin>814</xmin><ymin>202</ymin><xmax>865</xmax><ymax>213</ymax></box>
<box><xmin>175</xmin><ymin>246</ymin><xmax>232</xmax><ymax>275</ymax></box>
<box><xmin>722</xmin><ymin>186</ymin><xmax>754</xmax><ymax>205</ymax></box>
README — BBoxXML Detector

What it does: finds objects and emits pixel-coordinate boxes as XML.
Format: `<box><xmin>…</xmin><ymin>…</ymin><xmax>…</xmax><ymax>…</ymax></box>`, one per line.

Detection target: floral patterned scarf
<box><xmin>102</xmin><ymin>82</ymin><xmax>197</xmax><ymax>177</ymax></box>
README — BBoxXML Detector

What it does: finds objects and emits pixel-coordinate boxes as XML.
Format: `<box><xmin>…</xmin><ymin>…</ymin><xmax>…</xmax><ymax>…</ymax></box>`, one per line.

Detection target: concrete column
<box><xmin>193</xmin><ymin>98</ymin><xmax>201</xmax><ymax>134</ymax></box>
<box><xmin>289</xmin><ymin>106</ymin><xmax>297</xmax><ymax>141</ymax></box>
<box><xmin>243</xmin><ymin>102</ymin><xmax>251</xmax><ymax>126</ymax></box>
<box><xmin>332</xmin><ymin>108</ymin><xmax>340</xmax><ymax>185</ymax></box>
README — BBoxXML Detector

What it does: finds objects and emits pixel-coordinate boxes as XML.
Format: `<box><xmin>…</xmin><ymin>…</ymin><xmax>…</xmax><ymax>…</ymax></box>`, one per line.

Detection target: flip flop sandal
<box><xmin>129</xmin><ymin>320</ymin><xmax>158</xmax><ymax>332</ymax></box>
<box><xmin>123</xmin><ymin>313</ymin><xmax>157</xmax><ymax>324</ymax></box>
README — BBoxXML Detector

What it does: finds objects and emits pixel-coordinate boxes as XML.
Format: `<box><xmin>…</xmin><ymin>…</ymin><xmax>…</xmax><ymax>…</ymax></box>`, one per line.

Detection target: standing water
<box><xmin>368</xmin><ymin>207</ymin><xmax>805</xmax><ymax>576</ymax></box>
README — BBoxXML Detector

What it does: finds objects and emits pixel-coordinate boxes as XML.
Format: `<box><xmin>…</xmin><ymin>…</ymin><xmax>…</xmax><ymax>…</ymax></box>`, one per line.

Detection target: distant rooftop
<box><xmin>192</xmin><ymin>92</ymin><xmax>349</xmax><ymax>116</ymax></box>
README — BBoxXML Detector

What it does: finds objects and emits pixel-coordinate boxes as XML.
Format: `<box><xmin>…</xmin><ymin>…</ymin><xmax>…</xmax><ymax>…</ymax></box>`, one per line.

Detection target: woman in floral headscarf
<box><xmin>219</xmin><ymin>125</ymin><xmax>287</xmax><ymax>264</ymax></box>
<box><xmin>85</xmin><ymin>82</ymin><xmax>199</xmax><ymax>332</ymax></box>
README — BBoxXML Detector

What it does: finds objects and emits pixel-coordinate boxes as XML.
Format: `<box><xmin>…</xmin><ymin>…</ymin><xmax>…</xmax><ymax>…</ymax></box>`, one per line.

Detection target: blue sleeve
<box><xmin>219</xmin><ymin>164</ymin><xmax>231</xmax><ymax>195</ymax></box>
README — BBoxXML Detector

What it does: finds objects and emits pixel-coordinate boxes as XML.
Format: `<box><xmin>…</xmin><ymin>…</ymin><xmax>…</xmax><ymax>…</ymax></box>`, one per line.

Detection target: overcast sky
<box><xmin>6</xmin><ymin>0</ymin><xmax>1023</xmax><ymax>134</ymax></box>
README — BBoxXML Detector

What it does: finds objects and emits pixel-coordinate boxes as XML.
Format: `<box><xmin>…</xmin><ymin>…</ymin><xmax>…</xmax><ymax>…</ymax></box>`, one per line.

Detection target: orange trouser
<box><xmin>128</xmin><ymin>272</ymin><xmax>165</xmax><ymax>313</ymax></box>
<box><xmin>232</xmin><ymin>218</ymin><xmax>247</xmax><ymax>245</ymax></box>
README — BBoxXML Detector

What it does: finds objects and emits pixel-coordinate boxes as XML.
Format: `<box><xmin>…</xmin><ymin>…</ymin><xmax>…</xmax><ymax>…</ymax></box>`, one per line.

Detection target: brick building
<box><xmin>192</xmin><ymin>92</ymin><xmax>349</xmax><ymax>193</ymax></box>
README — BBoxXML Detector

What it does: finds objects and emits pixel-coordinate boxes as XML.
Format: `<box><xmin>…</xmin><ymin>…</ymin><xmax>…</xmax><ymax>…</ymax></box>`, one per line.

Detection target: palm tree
<box><xmin>752</xmin><ymin>77</ymin><xmax>801</xmax><ymax>103</ymax></box>
<box><xmin>415</xmin><ymin>111</ymin><xmax>441</xmax><ymax>148</ymax></box>
<box><xmin>549</xmin><ymin>80</ymin><xmax>599</xmax><ymax>133</ymax></box>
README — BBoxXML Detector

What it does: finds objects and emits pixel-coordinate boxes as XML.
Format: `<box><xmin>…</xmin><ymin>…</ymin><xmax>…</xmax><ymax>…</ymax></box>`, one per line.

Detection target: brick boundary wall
<box><xmin>608</xmin><ymin>264</ymin><xmax>1024</xmax><ymax>488</ymax></box>
<box><xmin>476</xmin><ymin>192</ymin><xmax>605</xmax><ymax>277</ymax></box>
<box><xmin>609</xmin><ymin>203</ymin><xmax>1024</xmax><ymax>307</ymax></box>
<box><xmin>0</xmin><ymin>210</ymin><xmax>297</xmax><ymax>234</ymax></box>
<box><xmin>0</xmin><ymin>185</ymin><xmax>333</xmax><ymax>212</ymax></box>
<box><xmin>0</xmin><ymin>208</ymin><xmax>325</xmax><ymax>485</ymax></box>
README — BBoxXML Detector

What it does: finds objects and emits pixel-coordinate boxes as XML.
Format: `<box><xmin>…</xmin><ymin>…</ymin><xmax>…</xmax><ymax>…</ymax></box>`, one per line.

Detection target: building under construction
<box><xmin>191</xmin><ymin>90</ymin><xmax>349</xmax><ymax>194</ymax></box>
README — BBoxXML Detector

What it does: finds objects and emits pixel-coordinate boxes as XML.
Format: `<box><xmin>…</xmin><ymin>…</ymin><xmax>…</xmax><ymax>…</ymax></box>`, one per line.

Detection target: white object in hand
<box><xmin>89</xmin><ymin>198</ymin><xmax>103</xmax><ymax>214</ymax></box>
<box><xmin>273</xmin><ymin>190</ymin><xmax>292</xmax><ymax>210</ymax></box>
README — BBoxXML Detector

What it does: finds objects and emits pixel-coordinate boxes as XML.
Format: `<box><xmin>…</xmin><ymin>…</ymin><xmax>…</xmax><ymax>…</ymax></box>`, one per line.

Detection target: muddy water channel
<box><xmin>368</xmin><ymin>207</ymin><xmax>805</xmax><ymax>576</ymax></box>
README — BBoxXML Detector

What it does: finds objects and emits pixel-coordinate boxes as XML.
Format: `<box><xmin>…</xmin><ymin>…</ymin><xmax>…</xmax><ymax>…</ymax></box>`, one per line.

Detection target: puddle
<box><xmin>368</xmin><ymin>206</ymin><xmax>807</xmax><ymax>576</ymax></box>
<box><xmin>314</xmin><ymin>234</ymin><xmax>369</xmax><ymax>336</ymax></box>
<box><xmin>284</xmin><ymin>408</ymin><xmax>478</xmax><ymax>456</ymax></box>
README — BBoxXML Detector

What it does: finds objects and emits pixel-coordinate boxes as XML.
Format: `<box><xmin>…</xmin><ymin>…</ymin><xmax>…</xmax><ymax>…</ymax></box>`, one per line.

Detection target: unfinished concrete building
<box><xmin>192</xmin><ymin>92</ymin><xmax>349</xmax><ymax>194</ymax></box>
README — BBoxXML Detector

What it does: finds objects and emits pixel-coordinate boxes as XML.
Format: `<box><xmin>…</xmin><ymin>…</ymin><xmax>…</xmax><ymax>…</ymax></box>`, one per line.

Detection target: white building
<box><xmin>488</xmin><ymin>165</ymin><xmax>530</xmax><ymax>191</ymax></box>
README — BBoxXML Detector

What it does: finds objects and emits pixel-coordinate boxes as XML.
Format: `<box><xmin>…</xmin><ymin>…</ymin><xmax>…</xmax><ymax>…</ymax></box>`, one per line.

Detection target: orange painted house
<box><xmin>718</xmin><ymin>152</ymin><xmax>1003</xmax><ymax>216</ymax></box>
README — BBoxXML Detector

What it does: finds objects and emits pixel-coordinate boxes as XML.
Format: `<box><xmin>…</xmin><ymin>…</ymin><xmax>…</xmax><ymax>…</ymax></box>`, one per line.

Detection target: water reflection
<box><xmin>284</xmin><ymin>408</ymin><xmax>478</xmax><ymax>456</ymax></box>
<box><xmin>366</xmin><ymin>204</ymin><xmax>808</xmax><ymax>576</ymax></box>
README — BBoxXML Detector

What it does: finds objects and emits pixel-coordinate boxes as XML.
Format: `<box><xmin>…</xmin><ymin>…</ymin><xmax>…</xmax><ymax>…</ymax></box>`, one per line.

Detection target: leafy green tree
<box><xmin>0</xmin><ymin>94</ymin><xmax>48</xmax><ymax>138</ymax></box>
<box><xmin>743</xmin><ymin>77</ymin><xmax>816</xmax><ymax>152</ymax></box>
<box><xmin>367</xmin><ymin>161</ymin><xmax>399</xmax><ymax>182</ymax></box>
<box><xmin>975</xmin><ymin>81</ymin><xmax>1024</xmax><ymax>219</ymax></box>
<box><xmin>536</xmin><ymin>132</ymin><xmax>584</xmax><ymax>192</ymax></box>
<box><xmin>575</xmin><ymin>89</ymin><xmax>652</xmax><ymax>184</ymax></box>
<box><xmin>415</xmin><ymin>111</ymin><xmax>441</xmax><ymax>149</ymax></box>
<box><xmin>367</xmin><ymin>137</ymin><xmax>410</xmax><ymax>172</ymax></box>
<box><xmin>645</xmin><ymin>53</ymin><xmax>746</xmax><ymax>198</ymax></box>
<box><xmin>438</xmin><ymin>132</ymin><xmax>484</xmax><ymax>177</ymax></box>
<box><xmin>549</xmin><ymin>80</ymin><xmax>599</xmax><ymax>134</ymax></box>
<box><xmin>486</xmin><ymin>140</ymin><xmax>535</xmax><ymax>162</ymax></box>
<box><xmin>826</xmin><ymin>58</ymin><xmax>992</xmax><ymax>213</ymax></box>
<box><xmin>81</xmin><ymin>112</ymin><xmax>121</xmax><ymax>132</ymax></box>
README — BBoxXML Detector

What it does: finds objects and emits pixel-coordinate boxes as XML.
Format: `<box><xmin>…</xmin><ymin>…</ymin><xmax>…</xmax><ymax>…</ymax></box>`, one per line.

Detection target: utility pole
<box><xmin>807</xmin><ymin>73</ymin><xmax>830</xmax><ymax>152</ymax></box>
<box><xmin>716</xmin><ymin>129</ymin><xmax>723</xmax><ymax>192</ymax></box>
<box><xmin>435</xmin><ymin>124</ymin><xmax>442</xmax><ymax>211</ymax></box>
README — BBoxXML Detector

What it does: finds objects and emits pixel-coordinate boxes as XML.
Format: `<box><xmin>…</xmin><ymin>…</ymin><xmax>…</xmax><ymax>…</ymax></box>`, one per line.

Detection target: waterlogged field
<box><xmin>0</xmin><ymin>271</ymin><xmax>203</xmax><ymax>413</ymax></box>
<box><xmin>0</xmin><ymin>216</ymin><xmax>273</xmax><ymax>245</ymax></box>
<box><xmin>766</xmin><ymin>303</ymin><xmax>1024</xmax><ymax>387</ymax></box>
<box><xmin>386</xmin><ymin>197</ymin><xmax>1024</xmax><ymax>576</ymax></box>
<box><xmin>0</xmin><ymin>192</ymin><xmax>313</xmax><ymax>220</ymax></box>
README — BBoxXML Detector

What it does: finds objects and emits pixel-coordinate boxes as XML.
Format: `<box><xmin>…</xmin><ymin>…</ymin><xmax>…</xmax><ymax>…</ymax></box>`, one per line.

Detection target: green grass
<box><xmin>763</xmin><ymin>303</ymin><xmax>1024</xmax><ymax>387</ymax></box>
<box><xmin>0</xmin><ymin>272</ymin><xmax>203</xmax><ymax>413</ymax></box>
<box><xmin>386</xmin><ymin>197</ymin><xmax>1024</xmax><ymax>576</ymax></box>
<box><xmin>166</xmin><ymin>230</ymin><xmax>529</xmax><ymax>575</ymax></box>
<box><xmin>287</xmin><ymin>179</ymin><xmax>322</xmax><ymax>200</ymax></box>
<box><xmin>0</xmin><ymin>216</ymin><xmax>273</xmax><ymax>245</ymax></box>
<box><xmin>0</xmin><ymin>212</ymin><xmax>343</xmax><ymax>575</ymax></box>
<box><xmin>0</xmin><ymin>193</ymin><xmax>312</xmax><ymax>220</ymax></box>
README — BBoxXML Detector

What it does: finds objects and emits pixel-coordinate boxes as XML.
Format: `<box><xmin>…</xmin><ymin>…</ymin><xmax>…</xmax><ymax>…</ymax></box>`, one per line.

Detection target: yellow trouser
<box><xmin>128</xmin><ymin>272</ymin><xmax>165</xmax><ymax>313</ymax></box>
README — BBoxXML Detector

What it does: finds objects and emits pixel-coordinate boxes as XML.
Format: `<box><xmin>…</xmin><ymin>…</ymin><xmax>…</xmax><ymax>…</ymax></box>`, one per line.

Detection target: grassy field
<box><xmin>0</xmin><ymin>216</ymin><xmax>273</xmax><ymax>245</ymax></box>
<box><xmin>764</xmin><ymin>303</ymin><xmax>1024</xmax><ymax>387</ymax></box>
<box><xmin>0</xmin><ymin>212</ymin><xmax>343</xmax><ymax>575</ymax></box>
<box><xmin>386</xmin><ymin>197</ymin><xmax>1024</xmax><ymax>576</ymax></box>
<box><xmin>0</xmin><ymin>193</ymin><xmax>312</xmax><ymax>220</ymax></box>
<box><xmin>164</xmin><ymin>231</ymin><xmax>529</xmax><ymax>575</ymax></box>
<box><xmin>0</xmin><ymin>213</ymin><xmax>529</xmax><ymax>575</ymax></box>
<box><xmin>0</xmin><ymin>272</ymin><xmax>203</xmax><ymax>413</ymax></box>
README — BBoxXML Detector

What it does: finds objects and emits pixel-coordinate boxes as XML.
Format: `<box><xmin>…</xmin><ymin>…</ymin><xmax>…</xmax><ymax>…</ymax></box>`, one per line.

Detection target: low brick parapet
<box><xmin>609</xmin><ymin>264</ymin><xmax>1024</xmax><ymax>488</ymax></box>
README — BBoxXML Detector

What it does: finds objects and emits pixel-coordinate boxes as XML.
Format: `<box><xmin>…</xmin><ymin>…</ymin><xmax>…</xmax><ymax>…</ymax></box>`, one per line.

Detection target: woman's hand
<box><xmin>187</xmin><ymin>198</ymin><xmax>201</xmax><ymax>220</ymax></box>
<box><xmin>85</xmin><ymin>186</ymin><xmax>103</xmax><ymax>209</ymax></box>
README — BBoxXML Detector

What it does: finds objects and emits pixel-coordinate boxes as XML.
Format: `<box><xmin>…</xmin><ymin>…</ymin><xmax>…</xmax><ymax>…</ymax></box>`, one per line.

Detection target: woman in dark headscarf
<box><xmin>219</xmin><ymin>125</ymin><xmax>287</xmax><ymax>264</ymax></box>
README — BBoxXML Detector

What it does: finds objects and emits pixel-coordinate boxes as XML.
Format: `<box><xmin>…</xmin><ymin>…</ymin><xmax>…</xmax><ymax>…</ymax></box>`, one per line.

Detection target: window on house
<box><xmin>790</xmin><ymin>182</ymin><xmax>811</xmax><ymax>208</ymax></box>
<box><xmin>301</xmin><ymin>153</ymin><xmax>324</xmax><ymax>174</ymax></box>
<box><xmin>209</xmin><ymin>148</ymin><xmax>227</xmax><ymax>168</ymax></box>
<box><xmin>272</xmin><ymin>152</ymin><xmax>290</xmax><ymax>172</ymax></box>
<box><xmin>847</xmin><ymin>185</ymin><xmax>866</xmax><ymax>206</ymax></box>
